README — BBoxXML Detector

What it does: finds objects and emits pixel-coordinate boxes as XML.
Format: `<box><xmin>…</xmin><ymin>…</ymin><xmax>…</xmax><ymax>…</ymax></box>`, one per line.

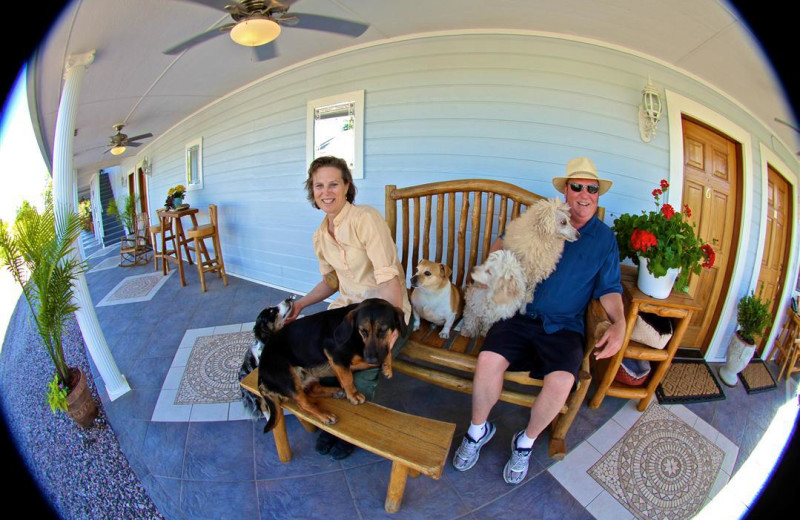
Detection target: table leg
<box><xmin>161</xmin><ymin>215</ymin><xmax>169</xmax><ymax>276</ymax></box>
<box><xmin>174</xmin><ymin>219</ymin><xmax>186</xmax><ymax>286</ymax></box>
<box><xmin>385</xmin><ymin>461</ymin><xmax>409</xmax><ymax>513</ymax></box>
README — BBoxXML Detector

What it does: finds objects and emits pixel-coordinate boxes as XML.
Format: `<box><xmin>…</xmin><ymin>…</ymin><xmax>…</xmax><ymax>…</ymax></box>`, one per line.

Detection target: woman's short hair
<box><xmin>305</xmin><ymin>156</ymin><xmax>357</xmax><ymax>209</ymax></box>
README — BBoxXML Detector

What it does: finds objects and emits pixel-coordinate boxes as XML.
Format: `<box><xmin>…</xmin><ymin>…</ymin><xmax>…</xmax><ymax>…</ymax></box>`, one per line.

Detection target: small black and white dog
<box><xmin>239</xmin><ymin>297</ymin><xmax>295</xmax><ymax>422</ymax></box>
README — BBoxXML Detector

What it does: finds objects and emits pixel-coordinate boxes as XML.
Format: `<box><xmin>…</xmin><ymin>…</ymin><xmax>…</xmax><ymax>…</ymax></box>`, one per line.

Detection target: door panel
<box><xmin>756</xmin><ymin>166</ymin><xmax>792</xmax><ymax>353</ymax></box>
<box><xmin>680</xmin><ymin>118</ymin><xmax>740</xmax><ymax>353</ymax></box>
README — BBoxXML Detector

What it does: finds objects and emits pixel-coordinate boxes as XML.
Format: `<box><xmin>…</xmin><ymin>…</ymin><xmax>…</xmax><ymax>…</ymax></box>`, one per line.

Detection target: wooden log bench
<box><xmin>240</xmin><ymin>369</ymin><xmax>455</xmax><ymax>513</ymax></box>
<box><xmin>385</xmin><ymin>179</ymin><xmax>610</xmax><ymax>459</ymax></box>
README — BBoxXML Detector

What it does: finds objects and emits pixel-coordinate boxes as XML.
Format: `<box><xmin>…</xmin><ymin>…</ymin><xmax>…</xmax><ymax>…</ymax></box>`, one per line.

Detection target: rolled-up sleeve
<box><xmin>354</xmin><ymin>206</ymin><xmax>402</xmax><ymax>285</ymax></box>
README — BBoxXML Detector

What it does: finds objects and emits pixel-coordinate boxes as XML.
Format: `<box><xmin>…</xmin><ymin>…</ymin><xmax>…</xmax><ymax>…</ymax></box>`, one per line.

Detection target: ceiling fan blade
<box><xmin>287</xmin><ymin>13</ymin><xmax>369</xmax><ymax>37</ymax></box>
<box><xmin>253</xmin><ymin>42</ymin><xmax>278</xmax><ymax>61</ymax></box>
<box><xmin>163</xmin><ymin>23</ymin><xmax>235</xmax><ymax>55</ymax></box>
<box><xmin>127</xmin><ymin>142</ymin><xmax>143</xmax><ymax>148</ymax></box>
<box><xmin>126</xmin><ymin>133</ymin><xmax>153</xmax><ymax>142</ymax></box>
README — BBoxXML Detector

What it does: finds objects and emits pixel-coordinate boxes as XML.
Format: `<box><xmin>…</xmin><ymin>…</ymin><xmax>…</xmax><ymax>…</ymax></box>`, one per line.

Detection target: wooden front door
<box><xmin>680</xmin><ymin>118</ymin><xmax>741</xmax><ymax>353</ymax></box>
<box><xmin>137</xmin><ymin>167</ymin><xmax>149</xmax><ymax>216</ymax></box>
<box><xmin>755</xmin><ymin>166</ymin><xmax>793</xmax><ymax>354</ymax></box>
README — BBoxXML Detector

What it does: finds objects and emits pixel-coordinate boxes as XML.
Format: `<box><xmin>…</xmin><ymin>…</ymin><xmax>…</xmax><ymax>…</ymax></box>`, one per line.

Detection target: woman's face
<box><xmin>312</xmin><ymin>166</ymin><xmax>349</xmax><ymax>217</ymax></box>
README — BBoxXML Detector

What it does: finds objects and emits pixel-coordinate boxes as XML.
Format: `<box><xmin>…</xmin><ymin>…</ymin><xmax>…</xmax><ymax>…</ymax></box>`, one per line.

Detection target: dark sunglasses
<box><xmin>569</xmin><ymin>182</ymin><xmax>600</xmax><ymax>195</ymax></box>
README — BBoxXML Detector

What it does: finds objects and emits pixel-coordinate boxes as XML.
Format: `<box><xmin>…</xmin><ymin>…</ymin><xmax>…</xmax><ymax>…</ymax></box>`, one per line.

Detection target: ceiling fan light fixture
<box><xmin>230</xmin><ymin>17</ymin><xmax>281</xmax><ymax>47</ymax></box>
<box><xmin>110</xmin><ymin>145</ymin><xmax>126</xmax><ymax>156</ymax></box>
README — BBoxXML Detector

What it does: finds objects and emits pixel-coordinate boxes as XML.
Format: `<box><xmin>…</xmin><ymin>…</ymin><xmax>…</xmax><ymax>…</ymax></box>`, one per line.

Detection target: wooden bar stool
<box><xmin>149</xmin><ymin>210</ymin><xmax>173</xmax><ymax>271</ymax></box>
<box><xmin>772</xmin><ymin>307</ymin><xmax>800</xmax><ymax>381</ymax></box>
<box><xmin>185</xmin><ymin>204</ymin><xmax>228</xmax><ymax>292</ymax></box>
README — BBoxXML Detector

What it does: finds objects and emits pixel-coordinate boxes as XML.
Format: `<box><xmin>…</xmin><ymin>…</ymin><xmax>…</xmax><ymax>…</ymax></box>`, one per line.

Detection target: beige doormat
<box><xmin>175</xmin><ymin>331</ymin><xmax>254</xmax><ymax>405</ymax></box>
<box><xmin>96</xmin><ymin>271</ymin><xmax>173</xmax><ymax>306</ymax></box>
<box><xmin>588</xmin><ymin>403</ymin><xmax>724</xmax><ymax>520</ymax></box>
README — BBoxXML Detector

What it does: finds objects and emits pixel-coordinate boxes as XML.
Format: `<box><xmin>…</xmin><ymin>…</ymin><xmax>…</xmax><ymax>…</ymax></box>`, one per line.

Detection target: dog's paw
<box><xmin>438</xmin><ymin>329</ymin><xmax>451</xmax><ymax>339</ymax></box>
<box><xmin>323</xmin><ymin>413</ymin><xmax>338</xmax><ymax>425</ymax></box>
<box><xmin>382</xmin><ymin>364</ymin><xmax>393</xmax><ymax>379</ymax></box>
<box><xmin>347</xmin><ymin>391</ymin><xmax>366</xmax><ymax>405</ymax></box>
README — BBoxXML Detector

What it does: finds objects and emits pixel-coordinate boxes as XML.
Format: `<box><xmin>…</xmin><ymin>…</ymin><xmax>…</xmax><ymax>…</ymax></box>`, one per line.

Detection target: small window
<box><xmin>306</xmin><ymin>90</ymin><xmax>364</xmax><ymax>179</ymax></box>
<box><xmin>185</xmin><ymin>138</ymin><xmax>203</xmax><ymax>191</ymax></box>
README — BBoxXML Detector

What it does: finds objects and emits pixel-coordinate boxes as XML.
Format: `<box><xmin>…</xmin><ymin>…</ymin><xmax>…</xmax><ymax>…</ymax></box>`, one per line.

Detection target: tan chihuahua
<box><xmin>410</xmin><ymin>259</ymin><xmax>463</xmax><ymax>338</ymax></box>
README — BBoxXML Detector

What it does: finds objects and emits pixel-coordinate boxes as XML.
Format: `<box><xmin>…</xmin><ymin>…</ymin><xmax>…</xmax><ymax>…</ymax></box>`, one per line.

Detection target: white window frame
<box><xmin>306</xmin><ymin>90</ymin><xmax>365</xmax><ymax>179</ymax></box>
<box><xmin>185</xmin><ymin>137</ymin><xmax>204</xmax><ymax>191</ymax></box>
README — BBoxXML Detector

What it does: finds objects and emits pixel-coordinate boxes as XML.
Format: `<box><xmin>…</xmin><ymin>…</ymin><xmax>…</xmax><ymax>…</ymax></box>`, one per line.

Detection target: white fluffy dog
<box><xmin>461</xmin><ymin>250</ymin><xmax>527</xmax><ymax>338</ymax></box>
<box><xmin>502</xmin><ymin>198</ymin><xmax>580</xmax><ymax>312</ymax></box>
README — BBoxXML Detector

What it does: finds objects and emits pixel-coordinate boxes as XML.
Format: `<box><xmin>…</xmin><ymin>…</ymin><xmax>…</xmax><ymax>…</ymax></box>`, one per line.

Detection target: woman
<box><xmin>288</xmin><ymin>155</ymin><xmax>411</xmax><ymax>458</ymax></box>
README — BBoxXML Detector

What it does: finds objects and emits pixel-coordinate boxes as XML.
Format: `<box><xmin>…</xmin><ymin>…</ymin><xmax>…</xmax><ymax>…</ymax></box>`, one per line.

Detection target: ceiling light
<box><xmin>230</xmin><ymin>17</ymin><xmax>281</xmax><ymax>47</ymax></box>
<box><xmin>110</xmin><ymin>145</ymin><xmax>126</xmax><ymax>156</ymax></box>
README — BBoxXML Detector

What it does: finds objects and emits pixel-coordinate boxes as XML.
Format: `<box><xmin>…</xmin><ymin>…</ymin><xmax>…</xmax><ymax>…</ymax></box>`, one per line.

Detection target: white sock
<box><xmin>467</xmin><ymin>422</ymin><xmax>486</xmax><ymax>440</ymax></box>
<box><xmin>515</xmin><ymin>432</ymin><xmax>536</xmax><ymax>450</ymax></box>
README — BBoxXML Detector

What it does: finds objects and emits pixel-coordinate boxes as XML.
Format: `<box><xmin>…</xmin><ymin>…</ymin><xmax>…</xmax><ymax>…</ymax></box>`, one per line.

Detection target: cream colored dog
<box><xmin>410</xmin><ymin>260</ymin><xmax>463</xmax><ymax>338</ymax></box>
<box><xmin>503</xmin><ymin>198</ymin><xmax>580</xmax><ymax>312</ymax></box>
<box><xmin>461</xmin><ymin>250</ymin><xmax>527</xmax><ymax>337</ymax></box>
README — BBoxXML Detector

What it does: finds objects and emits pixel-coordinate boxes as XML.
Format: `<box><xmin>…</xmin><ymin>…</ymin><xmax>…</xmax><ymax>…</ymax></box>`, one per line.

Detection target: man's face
<box><xmin>564</xmin><ymin>177</ymin><xmax>599</xmax><ymax>229</ymax></box>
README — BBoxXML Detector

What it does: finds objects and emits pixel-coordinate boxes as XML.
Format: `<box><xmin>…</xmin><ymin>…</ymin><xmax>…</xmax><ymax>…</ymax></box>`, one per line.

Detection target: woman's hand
<box><xmin>285</xmin><ymin>277</ymin><xmax>338</xmax><ymax>324</ymax></box>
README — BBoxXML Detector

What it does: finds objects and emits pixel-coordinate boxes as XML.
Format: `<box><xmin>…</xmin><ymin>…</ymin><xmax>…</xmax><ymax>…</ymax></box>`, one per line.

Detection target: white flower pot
<box><xmin>636</xmin><ymin>255</ymin><xmax>680</xmax><ymax>299</ymax></box>
<box><xmin>718</xmin><ymin>331</ymin><xmax>756</xmax><ymax>387</ymax></box>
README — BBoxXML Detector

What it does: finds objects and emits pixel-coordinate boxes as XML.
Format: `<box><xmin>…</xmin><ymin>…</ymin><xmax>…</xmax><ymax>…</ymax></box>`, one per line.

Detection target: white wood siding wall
<box><xmin>118</xmin><ymin>32</ymin><xmax>799</xmax><ymax>357</ymax></box>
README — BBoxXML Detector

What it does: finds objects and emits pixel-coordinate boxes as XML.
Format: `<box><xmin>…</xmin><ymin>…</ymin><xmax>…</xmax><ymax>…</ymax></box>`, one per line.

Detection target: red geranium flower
<box><xmin>661</xmin><ymin>203</ymin><xmax>675</xmax><ymax>219</ymax></box>
<box><xmin>683</xmin><ymin>204</ymin><xmax>692</xmax><ymax>218</ymax></box>
<box><xmin>701</xmin><ymin>244</ymin><xmax>715</xmax><ymax>268</ymax></box>
<box><xmin>660</xmin><ymin>179</ymin><xmax>669</xmax><ymax>190</ymax></box>
<box><xmin>652</xmin><ymin>189</ymin><xmax>662</xmax><ymax>197</ymax></box>
<box><xmin>631</xmin><ymin>229</ymin><xmax>658</xmax><ymax>252</ymax></box>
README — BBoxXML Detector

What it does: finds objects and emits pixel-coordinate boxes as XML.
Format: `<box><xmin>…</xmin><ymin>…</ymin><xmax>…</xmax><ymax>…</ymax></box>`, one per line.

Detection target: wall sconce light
<box><xmin>638</xmin><ymin>77</ymin><xmax>662</xmax><ymax>143</ymax></box>
<box><xmin>142</xmin><ymin>157</ymin><xmax>152</xmax><ymax>176</ymax></box>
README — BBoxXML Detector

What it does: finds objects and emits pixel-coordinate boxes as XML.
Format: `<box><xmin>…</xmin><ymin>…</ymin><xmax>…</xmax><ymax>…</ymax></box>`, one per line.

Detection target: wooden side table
<box><xmin>589</xmin><ymin>266</ymin><xmax>702</xmax><ymax>411</ymax></box>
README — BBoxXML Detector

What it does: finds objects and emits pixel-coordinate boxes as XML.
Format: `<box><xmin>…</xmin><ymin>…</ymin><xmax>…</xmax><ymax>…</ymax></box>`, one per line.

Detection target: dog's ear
<box><xmin>492</xmin><ymin>271</ymin><xmax>525</xmax><ymax>305</ymax></box>
<box><xmin>333</xmin><ymin>307</ymin><xmax>358</xmax><ymax>347</ymax></box>
<box><xmin>440</xmin><ymin>264</ymin><xmax>453</xmax><ymax>279</ymax></box>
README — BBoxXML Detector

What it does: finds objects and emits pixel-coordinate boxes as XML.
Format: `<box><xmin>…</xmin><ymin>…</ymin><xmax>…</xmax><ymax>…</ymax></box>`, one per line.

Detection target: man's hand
<box><xmin>594</xmin><ymin>319</ymin><xmax>625</xmax><ymax>359</ymax></box>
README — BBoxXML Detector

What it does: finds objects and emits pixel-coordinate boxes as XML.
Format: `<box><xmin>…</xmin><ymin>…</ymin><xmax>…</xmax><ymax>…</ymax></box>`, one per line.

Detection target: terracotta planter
<box><xmin>66</xmin><ymin>367</ymin><xmax>98</xmax><ymax>428</ymax></box>
<box><xmin>637</xmin><ymin>255</ymin><xmax>680</xmax><ymax>299</ymax></box>
<box><xmin>718</xmin><ymin>331</ymin><xmax>756</xmax><ymax>387</ymax></box>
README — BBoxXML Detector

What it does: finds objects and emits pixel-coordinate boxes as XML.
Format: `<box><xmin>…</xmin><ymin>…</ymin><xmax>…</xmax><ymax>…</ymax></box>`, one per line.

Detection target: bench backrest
<box><xmin>385</xmin><ymin>179</ymin><xmax>604</xmax><ymax>288</ymax></box>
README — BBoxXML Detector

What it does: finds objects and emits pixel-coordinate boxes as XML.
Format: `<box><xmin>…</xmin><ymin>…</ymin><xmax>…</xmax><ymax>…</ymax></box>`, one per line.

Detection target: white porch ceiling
<box><xmin>27</xmin><ymin>0</ymin><xmax>799</xmax><ymax>182</ymax></box>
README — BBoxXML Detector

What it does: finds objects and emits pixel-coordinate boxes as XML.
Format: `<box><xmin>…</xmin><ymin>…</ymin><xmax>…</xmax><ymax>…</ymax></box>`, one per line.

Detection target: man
<box><xmin>452</xmin><ymin>156</ymin><xmax>626</xmax><ymax>484</ymax></box>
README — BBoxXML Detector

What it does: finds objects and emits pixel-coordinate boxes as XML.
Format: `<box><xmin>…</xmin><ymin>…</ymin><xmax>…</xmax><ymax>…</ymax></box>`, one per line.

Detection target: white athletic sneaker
<box><xmin>503</xmin><ymin>430</ymin><xmax>533</xmax><ymax>484</ymax></box>
<box><xmin>452</xmin><ymin>422</ymin><xmax>496</xmax><ymax>471</ymax></box>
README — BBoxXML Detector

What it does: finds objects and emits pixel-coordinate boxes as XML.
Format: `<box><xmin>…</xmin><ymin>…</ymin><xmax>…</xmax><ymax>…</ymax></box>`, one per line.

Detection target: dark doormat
<box><xmin>656</xmin><ymin>358</ymin><xmax>726</xmax><ymax>405</ymax></box>
<box><xmin>738</xmin><ymin>359</ymin><xmax>778</xmax><ymax>394</ymax></box>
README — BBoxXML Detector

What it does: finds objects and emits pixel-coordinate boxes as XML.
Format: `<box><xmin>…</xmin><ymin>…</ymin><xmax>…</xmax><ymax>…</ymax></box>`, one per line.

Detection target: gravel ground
<box><xmin>0</xmin><ymin>297</ymin><xmax>164</xmax><ymax>520</ymax></box>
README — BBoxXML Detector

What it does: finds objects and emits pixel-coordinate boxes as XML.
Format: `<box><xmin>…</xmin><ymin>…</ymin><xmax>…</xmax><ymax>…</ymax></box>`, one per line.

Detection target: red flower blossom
<box><xmin>683</xmin><ymin>204</ymin><xmax>692</xmax><ymax>218</ymax></box>
<box><xmin>652</xmin><ymin>188</ymin><xmax>662</xmax><ymax>197</ymax></box>
<box><xmin>661</xmin><ymin>203</ymin><xmax>675</xmax><ymax>219</ymax></box>
<box><xmin>631</xmin><ymin>229</ymin><xmax>658</xmax><ymax>252</ymax></box>
<box><xmin>660</xmin><ymin>179</ymin><xmax>670</xmax><ymax>191</ymax></box>
<box><xmin>701</xmin><ymin>244</ymin><xmax>715</xmax><ymax>268</ymax></box>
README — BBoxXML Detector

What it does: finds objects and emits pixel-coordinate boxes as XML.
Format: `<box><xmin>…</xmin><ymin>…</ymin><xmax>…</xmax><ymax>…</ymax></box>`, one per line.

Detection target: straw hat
<box><xmin>551</xmin><ymin>157</ymin><xmax>613</xmax><ymax>195</ymax></box>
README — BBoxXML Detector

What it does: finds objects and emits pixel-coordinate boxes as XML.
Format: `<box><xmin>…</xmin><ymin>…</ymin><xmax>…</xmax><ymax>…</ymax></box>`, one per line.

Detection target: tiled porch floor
<box><xmin>82</xmin><ymin>245</ymin><xmax>798</xmax><ymax>520</ymax></box>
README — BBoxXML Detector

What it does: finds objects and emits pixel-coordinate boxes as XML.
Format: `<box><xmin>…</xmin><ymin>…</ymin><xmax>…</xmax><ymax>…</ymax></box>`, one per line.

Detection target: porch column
<box><xmin>52</xmin><ymin>50</ymin><xmax>131</xmax><ymax>401</ymax></box>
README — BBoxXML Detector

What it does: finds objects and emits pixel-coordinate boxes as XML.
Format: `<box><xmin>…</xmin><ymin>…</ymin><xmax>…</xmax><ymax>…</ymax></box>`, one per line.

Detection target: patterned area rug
<box><xmin>738</xmin><ymin>359</ymin><xmax>777</xmax><ymax>394</ymax></box>
<box><xmin>175</xmin><ymin>331</ymin><xmax>254</xmax><ymax>405</ymax></box>
<box><xmin>655</xmin><ymin>358</ymin><xmax>726</xmax><ymax>404</ymax></box>
<box><xmin>96</xmin><ymin>271</ymin><xmax>172</xmax><ymax>306</ymax></box>
<box><xmin>589</xmin><ymin>403</ymin><xmax>724</xmax><ymax>520</ymax></box>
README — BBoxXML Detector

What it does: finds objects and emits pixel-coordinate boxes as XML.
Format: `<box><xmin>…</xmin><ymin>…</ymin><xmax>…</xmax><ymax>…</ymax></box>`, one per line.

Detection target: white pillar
<box><xmin>52</xmin><ymin>50</ymin><xmax>131</xmax><ymax>400</ymax></box>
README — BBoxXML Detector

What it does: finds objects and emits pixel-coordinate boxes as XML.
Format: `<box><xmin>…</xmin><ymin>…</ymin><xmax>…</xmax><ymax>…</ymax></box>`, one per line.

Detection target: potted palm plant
<box><xmin>718</xmin><ymin>290</ymin><xmax>772</xmax><ymax>386</ymax></box>
<box><xmin>107</xmin><ymin>194</ymin><xmax>137</xmax><ymax>235</ymax></box>
<box><xmin>0</xmin><ymin>202</ymin><xmax>98</xmax><ymax>427</ymax></box>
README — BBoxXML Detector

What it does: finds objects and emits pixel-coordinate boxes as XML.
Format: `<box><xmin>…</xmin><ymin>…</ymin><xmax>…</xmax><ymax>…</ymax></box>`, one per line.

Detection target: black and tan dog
<box><xmin>239</xmin><ymin>297</ymin><xmax>295</xmax><ymax>421</ymax></box>
<box><xmin>256</xmin><ymin>298</ymin><xmax>407</xmax><ymax>431</ymax></box>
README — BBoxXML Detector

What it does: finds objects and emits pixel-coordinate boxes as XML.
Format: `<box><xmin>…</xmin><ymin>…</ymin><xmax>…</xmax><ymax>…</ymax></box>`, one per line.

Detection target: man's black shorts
<box><xmin>481</xmin><ymin>313</ymin><xmax>584</xmax><ymax>382</ymax></box>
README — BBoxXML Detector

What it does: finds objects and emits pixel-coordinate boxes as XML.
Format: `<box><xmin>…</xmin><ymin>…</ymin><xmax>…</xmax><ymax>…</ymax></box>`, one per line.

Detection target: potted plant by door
<box><xmin>0</xmin><ymin>202</ymin><xmax>98</xmax><ymax>427</ymax></box>
<box><xmin>613</xmin><ymin>179</ymin><xmax>715</xmax><ymax>298</ymax></box>
<box><xmin>718</xmin><ymin>290</ymin><xmax>772</xmax><ymax>387</ymax></box>
<box><xmin>107</xmin><ymin>194</ymin><xmax>137</xmax><ymax>236</ymax></box>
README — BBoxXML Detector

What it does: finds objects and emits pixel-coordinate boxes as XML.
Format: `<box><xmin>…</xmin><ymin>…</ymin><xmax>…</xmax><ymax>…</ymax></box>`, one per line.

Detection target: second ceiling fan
<box><xmin>164</xmin><ymin>0</ymin><xmax>369</xmax><ymax>61</ymax></box>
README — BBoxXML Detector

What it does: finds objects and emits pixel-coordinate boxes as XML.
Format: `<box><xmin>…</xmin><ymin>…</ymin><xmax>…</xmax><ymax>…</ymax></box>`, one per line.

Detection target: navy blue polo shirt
<box><xmin>524</xmin><ymin>214</ymin><xmax>622</xmax><ymax>335</ymax></box>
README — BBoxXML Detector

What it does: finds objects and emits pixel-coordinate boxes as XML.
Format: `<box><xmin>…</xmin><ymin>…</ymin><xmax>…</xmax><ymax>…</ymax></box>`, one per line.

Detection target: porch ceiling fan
<box><xmin>105</xmin><ymin>124</ymin><xmax>153</xmax><ymax>156</ymax></box>
<box><xmin>163</xmin><ymin>0</ymin><xmax>369</xmax><ymax>61</ymax></box>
